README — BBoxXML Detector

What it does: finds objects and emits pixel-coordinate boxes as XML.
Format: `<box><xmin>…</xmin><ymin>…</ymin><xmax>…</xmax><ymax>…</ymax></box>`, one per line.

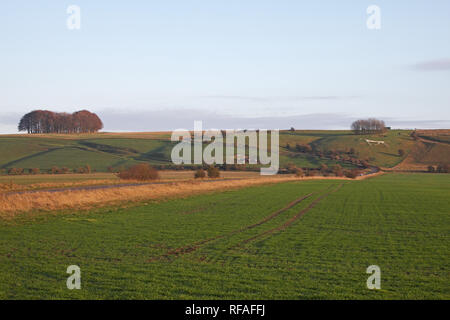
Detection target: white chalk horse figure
<box><xmin>365</xmin><ymin>139</ymin><xmax>386</xmax><ymax>146</ymax></box>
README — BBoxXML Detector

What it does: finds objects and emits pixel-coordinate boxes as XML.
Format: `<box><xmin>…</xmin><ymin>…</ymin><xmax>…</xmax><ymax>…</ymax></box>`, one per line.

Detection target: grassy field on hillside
<box><xmin>0</xmin><ymin>173</ymin><xmax>448</xmax><ymax>299</ymax></box>
<box><xmin>0</xmin><ymin>130</ymin><xmax>425</xmax><ymax>173</ymax></box>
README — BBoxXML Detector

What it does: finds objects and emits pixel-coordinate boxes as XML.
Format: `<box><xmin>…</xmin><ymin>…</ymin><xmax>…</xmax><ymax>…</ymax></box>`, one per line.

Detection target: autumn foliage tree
<box><xmin>18</xmin><ymin>110</ymin><xmax>103</xmax><ymax>134</ymax></box>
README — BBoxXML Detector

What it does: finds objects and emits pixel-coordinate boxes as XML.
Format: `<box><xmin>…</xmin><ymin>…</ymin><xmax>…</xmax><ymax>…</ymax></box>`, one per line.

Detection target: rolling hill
<box><xmin>0</xmin><ymin>129</ymin><xmax>448</xmax><ymax>173</ymax></box>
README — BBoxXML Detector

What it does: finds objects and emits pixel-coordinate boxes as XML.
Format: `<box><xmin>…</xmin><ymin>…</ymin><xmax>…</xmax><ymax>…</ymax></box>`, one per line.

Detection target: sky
<box><xmin>1</xmin><ymin>0</ymin><xmax>449</xmax><ymax>133</ymax></box>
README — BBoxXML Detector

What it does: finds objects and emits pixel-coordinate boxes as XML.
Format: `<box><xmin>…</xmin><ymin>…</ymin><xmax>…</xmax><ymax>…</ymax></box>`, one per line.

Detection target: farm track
<box><xmin>417</xmin><ymin>136</ymin><xmax>450</xmax><ymax>146</ymax></box>
<box><xmin>234</xmin><ymin>183</ymin><xmax>344</xmax><ymax>247</ymax></box>
<box><xmin>147</xmin><ymin>192</ymin><xmax>314</xmax><ymax>262</ymax></box>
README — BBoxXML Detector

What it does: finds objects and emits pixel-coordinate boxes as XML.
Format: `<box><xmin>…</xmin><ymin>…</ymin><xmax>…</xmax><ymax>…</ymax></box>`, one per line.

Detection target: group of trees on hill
<box><xmin>18</xmin><ymin>110</ymin><xmax>103</xmax><ymax>134</ymax></box>
<box><xmin>351</xmin><ymin>118</ymin><xmax>386</xmax><ymax>135</ymax></box>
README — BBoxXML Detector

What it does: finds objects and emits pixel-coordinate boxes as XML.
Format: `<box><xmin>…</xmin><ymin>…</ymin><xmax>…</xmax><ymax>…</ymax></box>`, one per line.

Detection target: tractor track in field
<box><xmin>146</xmin><ymin>192</ymin><xmax>314</xmax><ymax>262</ymax></box>
<box><xmin>233</xmin><ymin>183</ymin><xmax>344</xmax><ymax>247</ymax></box>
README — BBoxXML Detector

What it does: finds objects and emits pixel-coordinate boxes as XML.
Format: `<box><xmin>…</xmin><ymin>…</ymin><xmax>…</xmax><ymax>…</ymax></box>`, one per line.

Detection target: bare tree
<box><xmin>351</xmin><ymin>118</ymin><xmax>386</xmax><ymax>135</ymax></box>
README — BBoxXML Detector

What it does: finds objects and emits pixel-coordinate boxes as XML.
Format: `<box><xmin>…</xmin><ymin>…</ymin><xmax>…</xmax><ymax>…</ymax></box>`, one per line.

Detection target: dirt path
<box><xmin>417</xmin><ymin>136</ymin><xmax>450</xmax><ymax>146</ymax></box>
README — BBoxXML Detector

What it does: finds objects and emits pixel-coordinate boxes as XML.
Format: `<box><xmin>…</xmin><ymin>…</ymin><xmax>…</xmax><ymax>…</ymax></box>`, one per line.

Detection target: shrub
<box><xmin>344</xmin><ymin>169</ymin><xmax>360</xmax><ymax>179</ymax></box>
<box><xmin>118</xmin><ymin>163</ymin><xmax>159</xmax><ymax>181</ymax></box>
<box><xmin>296</xmin><ymin>144</ymin><xmax>312</xmax><ymax>153</ymax></box>
<box><xmin>320</xmin><ymin>164</ymin><xmax>329</xmax><ymax>176</ymax></box>
<box><xmin>51</xmin><ymin>166</ymin><xmax>60</xmax><ymax>174</ymax></box>
<box><xmin>76</xmin><ymin>167</ymin><xmax>86</xmax><ymax>174</ymax></box>
<box><xmin>294</xmin><ymin>167</ymin><xmax>304</xmax><ymax>177</ymax></box>
<box><xmin>8</xmin><ymin>168</ymin><xmax>24</xmax><ymax>175</ymax></box>
<box><xmin>443</xmin><ymin>164</ymin><xmax>450</xmax><ymax>173</ymax></box>
<box><xmin>360</xmin><ymin>160</ymin><xmax>370</xmax><ymax>168</ymax></box>
<box><xmin>332</xmin><ymin>164</ymin><xmax>344</xmax><ymax>177</ymax></box>
<box><xmin>286</xmin><ymin>163</ymin><xmax>297</xmax><ymax>174</ymax></box>
<box><xmin>427</xmin><ymin>165</ymin><xmax>435</xmax><ymax>173</ymax></box>
<box><xmin>194</xmin><ymin>169</ymin><xmax>206</xmax><ymax>179</ymax></box>
<box><xmin>61</xmin><ymin>167</ymin><xmax>70</xmax><ymax>174</ymax></box>
<box><xmin>437</xmin><ymin>164</ymin><xmax>449</xmax><ymax>173</ymax></box>
<box><xmin>398</xmin><ymin>149</ymin><xmax>405</xmax><ymax>157</ymax></box>
<box><xmin>305</xmin><ymin>169</ymin><xmax>316</xmax><ymax>177</ymax></box>
<box><xmin>207</xmin><ymin>166</ymin><xmax>220</xmax><ymax>178</ymax></box>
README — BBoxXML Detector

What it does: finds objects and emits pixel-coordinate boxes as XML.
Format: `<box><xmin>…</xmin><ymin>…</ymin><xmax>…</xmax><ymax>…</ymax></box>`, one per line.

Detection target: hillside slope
<box><xmin>0</xmin><ymin>129</ymin><xmax>448</xmax><ymax>173</ymax></box>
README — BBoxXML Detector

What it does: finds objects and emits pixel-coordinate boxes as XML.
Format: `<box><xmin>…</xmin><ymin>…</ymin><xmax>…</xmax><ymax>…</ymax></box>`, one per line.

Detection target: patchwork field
<box><xmin>0</xmin><ymin>173</ymin><xmax>448</xmax><ymax>299</ymax></box>
<box><xmin>2</xmin><ymin>129</ymin><xmax>440</xmax><ymax>173</ymax></box>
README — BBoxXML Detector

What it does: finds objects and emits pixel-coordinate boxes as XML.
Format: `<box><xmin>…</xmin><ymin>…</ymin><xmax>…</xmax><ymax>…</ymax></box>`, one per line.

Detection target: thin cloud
<box><xmin>1</xmin><ymin>110</ymin><xmax>448</xmax><ymax>134</ymax></box>
<box><xmin>412</xmin><ymin>58</ymin><xmax>450</xmax><ymax>71</ymax></box>
<box><xmin>98</xmin><ymin>109</ymin><xmax>449</xmax><ymax>131</ymax></box>
<box><xmin>201</xmin><ymin>95</ymin><xmax>360</xmax><ymax>102</ymax></box>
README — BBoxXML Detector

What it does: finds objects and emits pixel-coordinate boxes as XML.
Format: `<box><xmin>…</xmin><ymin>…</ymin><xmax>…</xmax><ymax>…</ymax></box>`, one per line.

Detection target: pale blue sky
<box><xmin>1</xmin><ymin>0</ymin><xmax>449</xmax><ymax>132</ymax></box>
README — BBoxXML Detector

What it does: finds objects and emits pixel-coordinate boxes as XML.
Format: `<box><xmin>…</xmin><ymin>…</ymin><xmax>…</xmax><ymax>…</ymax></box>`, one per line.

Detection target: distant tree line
<box><xmin>351</xmin><ymin>118</ymin><xmax>386</xmax><ymax>135</ymax></box>
<box><xmin>18</xmin><ymin>110</ymin><xmax>103</xmax><ymax>134</ymax></box>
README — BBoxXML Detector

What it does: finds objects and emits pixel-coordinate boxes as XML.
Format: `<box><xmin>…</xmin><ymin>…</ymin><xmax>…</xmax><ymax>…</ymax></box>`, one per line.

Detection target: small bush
<box><xmin>61</xmin><ymin>167</ymin><xmax>70</xmax><ymax>174</ymax></box>
<box><xmin>345</xmin><ymin>169</ymin><xmax>360</xmax><ymax>179</ymax></box>
<box><xmin>207</xmin><ymin>166</ymin><xmax>220</xmax><ymax>178</ymax></box>
<box><xmin>76</xmin><ymin>167</ymin><xmax>86</xmax><ymax>174</ymax></box>
<box><xmin>305</xmin><ymin>170</ymin><xmax>316</xmax><ymax>177</ymax></box>
<box><xmin>320</xmin><ymin>164</ymin><xmax>329</xmax><ymax>176</ymax></box>
<box><xmin>8</xmin><ymin>168</ymin><xmax>24</xmax><ymax>175</ymax></box>
<box><xmin>437</xmin><ymin>164</ymin><xmax>449</xmax><ymax>173</ymax></box>
<box><xmin>398</xmin><ymin>149</ymin><xmax>405</xmax><ymax>157</ymax></box>
<box><xmin>332</xmin><ymin>165</ymin><xmax>344</xmax><ymax>177</ymax></box>
<box><xmin>50</xmin><ymin>166</ymin><xmax>60</xmax><ymax>174</ymax></box>
<box><xmin>294</xmin><ymin>167</ymin><xmax>304</xmax><ymax>177</ymax></box>
<box><xmin>118</xmin><ymin>163</ymin><xmax>159</xmax><ymax>181</ymax></box>
<box><xmin>444</xmin><ymin>164</ymin><xmax>450</xmax><ymax>173</ymax></box>
<box><xmin>194</xmin><ymin>169</ymin><xmax>206</xmax><ymax>179</ymax></box>
<box><xmin>427</xmin><ymin>165</ymin><xmax>435</xmax><ymax>173</ymax></box>
<box><xmin>360</xmin><ymin>160</ymin><xmax>370</xmax><ymax>168</ymax></box>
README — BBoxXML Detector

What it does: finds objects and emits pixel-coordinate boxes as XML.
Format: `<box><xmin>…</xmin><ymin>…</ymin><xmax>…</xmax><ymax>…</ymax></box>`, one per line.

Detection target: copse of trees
<box><xmin>18</xmin><ymin>110</ymin><xmax>103</xmax><ymax>134</ymax></box>
<box><xmin>351</xmin><ymin>118</ymin><xmax>386</xmax><ymax>135</ymax></box>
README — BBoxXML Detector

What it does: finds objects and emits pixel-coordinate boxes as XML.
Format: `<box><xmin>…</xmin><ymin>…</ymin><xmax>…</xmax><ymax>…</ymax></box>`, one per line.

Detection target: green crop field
<box><xmin>0</xmin><ymin>173</ymin><xmax>448</xmax><ymax>299</ymax></box>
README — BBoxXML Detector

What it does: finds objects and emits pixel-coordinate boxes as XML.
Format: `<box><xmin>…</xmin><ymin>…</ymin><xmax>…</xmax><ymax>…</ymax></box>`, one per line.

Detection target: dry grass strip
<box><xmin>0</xmin><ymin>173</ymin><xmax>381</xmax><ymax>219</ymax></box>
